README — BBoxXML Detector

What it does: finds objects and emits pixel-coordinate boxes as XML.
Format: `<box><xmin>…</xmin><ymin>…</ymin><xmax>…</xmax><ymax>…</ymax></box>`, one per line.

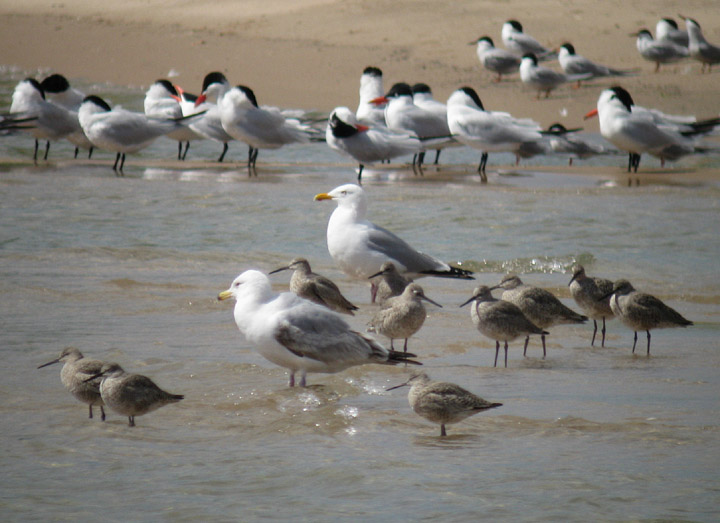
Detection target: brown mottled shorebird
<box><xmin>600</xmin><ymin>279</ymin><xmax>693</xmax><ymax>355</ymax></box>
<box><xmin>387</xmin><ymin>372</ymin><xmax>502</xmax><ymax>436</ymax></box>
<box><xmin>368</xmin><ymin>261</ymin><xmax>412</xmax><ymax>305</ymax></box>
<box><xmin>460</xmin><ymin>286</ymin><xmax>547</xmax><ymax>368</ymax></box>
<box><xmin>568</xmin><ymin>264</ymin><xmax>614</xmax><ymax>347</ymax></box>
<box><xmin>38</xmin><ymin>347</ymin><xmax>106</xmax><ymax>420</ymax></box>
<box><xmin>368</xmin><ymin>283</ymin><xmax>441</xmax><ymax>352</ymax></box>
<box><xmin>85</xmin><ymin>363</ymin><xmax>183</xmax><ymax>427</ymax></box>
<box><xmin>496</xmin><ymin>274</ymin><xmax>587</xmax><ymax>358</ymax></box>
<box><xmin>269</xmin><ymin>257</ymin><xmax>358</xmax><ymax>315</ymax></box>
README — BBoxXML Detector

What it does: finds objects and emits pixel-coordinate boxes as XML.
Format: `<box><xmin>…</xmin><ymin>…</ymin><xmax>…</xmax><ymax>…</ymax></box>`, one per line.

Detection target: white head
<box><xmin>447</xmin><ymin>87</ymin><xmax>485</xmax><ymax>111</ymax></box>
<box><xmin>314</xmin><ymin>184</ymin><xmax>368</xmax><ymax>216</ymax></box>
<box><xmin>218</xmin><ymin>270</ymin><xmax>274</xmax><ymax>303</ymax></box>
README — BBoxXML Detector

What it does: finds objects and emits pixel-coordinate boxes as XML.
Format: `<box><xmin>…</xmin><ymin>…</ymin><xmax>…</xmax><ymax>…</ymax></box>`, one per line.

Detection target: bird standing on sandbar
<box><xmin>387</xmin><ymin>373</ymin><xmax>502</xmax><ymax>436</ymax></box>
<box><xmin>84</xmin><ymin>363</ymin><xmax>183</xmax><ymax>427</ymax></box>
<box><xmin>368</xmin><ymin>283</ymin><xmax>442</xmax><ymax>352</ymax></box>
<box><xmin>38</xmin><ymin>347</ymin><xmax>107</xmax><ymax>421</ymax></box>
<box><xmin>495</xmin><ymin>275</ymin><xmax>587</xmax><ymax>358</ymax></box>
<box><xmin>218</xmin><ymin>270</ymin><xmax>420</xmax><ymax>387</ymax></box>
<box><xmin>460</xmin><ymin>286</ymin><xmax>547</xmax><ymax>368</ymax></box>
<box><xmin>568</xmin><ymin>264</ymin><xmax>614</xmax><ymax>347</ymax></box>
<box><xmin>270</xmin><ymin>257</ymin><xmax>358</xmax><ymax>315</ymax></box>
<box><xmin>600</xmin><ymin>279</ymin><xmax>692</xmax><ymax>355</ymax></box>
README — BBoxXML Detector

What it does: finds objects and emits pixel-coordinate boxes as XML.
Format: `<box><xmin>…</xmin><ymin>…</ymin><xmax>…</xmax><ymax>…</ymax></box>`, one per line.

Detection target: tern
<box><xmin>187</xmin><ymin>71</ymin><xmax>236</xmax><ymax>162</ymax></box>
<box><xmin>356</xmin><ymin>66</ymin><xmax>387</xmax><ymax>128</ymax></box>
<box><xmin>469</xmin><ymin>36</ymin><xmax>520</xmax><ymax>82</ymax></box>
<box><xmin>39</xmin><ymin>74</ymin><xmax>94</xmax><ymax>159</ymax></box>
<box><xmin>558</xmin><ymin>43</ymin><xmax>637</xmax><ymax>85</ymax></box>
<box><xmin>519</xmin><ymin>53</ymin><xmax>592</xmax><ymax>98</ymax></box>
<box><xmin>633</xmin><ymin>29</ymin><xmax>688</xmax><ymax>72</ymax></box>
<box><xmin>501</xmin><ymin>20</ymin><xmax>556</xmax><ymax>61</ymax></box>
<box><xmin>656</xmin><ymin>18</ymin><xmax>689</xmax><ymax>48</ymax></box>
<box><xmin>680</xmin><ymin>16</ymin><xmax>720</xmax><ymax>72</ymax></box>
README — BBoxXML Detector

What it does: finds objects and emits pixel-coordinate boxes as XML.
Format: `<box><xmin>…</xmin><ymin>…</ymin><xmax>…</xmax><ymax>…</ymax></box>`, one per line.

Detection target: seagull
<box><xmin>633</xmin><ymin>29</ymin><xmax>689</xmax><ymax>72</ymax></box>
<box><xmin>356</xmin><ymin>66</ymin><xmax>387</xmax><ymax>128</ymax></box>
<box><xmin>469</xmin><ymin>36</ymin><xmax>520</xmax><ymax>82</ymax></box>
<box><xmin>218</xmin><ymin>85</ymin><xmax>315</xmax><ymax>171</ymax></box>
<box><xmin>314</xmin><ymin>184</ymin><xmax>474</xmax><ymax>300</ymax></box>
<box><xmin>144</xmin><ymin>79</ymin><xmax>204</xmax><ymax>160</ymax></box>
<box><xmin>37</xmin><ymin>347</ymin><xmax>107</xmax><ymax>421</ymax></box>
<box><xmin>325</xmin><ymin>106</ymin><xmax>421</xmax><ymax>182</ymax></box>
<box><xmin>519</xmin><ymin>53</ymin><xmax>592</xmax><ymax>98</ymax></box>
<box><xmin>656</xmin><ymin>18</ymin><xmax>689</xmax><ymax>47</ymax></box>
<box><xmin>460</xmin><ymin>286</ymin><xmax>547</xmax><ymax>368</ymax></box>
<box><xmin>39</xmin><ymin>74</ymin><xmax>95</xmax><ymax>159</ymax></box>
<box><xmin>446</xmin><ymin>86</ymin><xmax>542</xmax><ymax>180</ymax></box>
<box><xmin>269</xmin><ymin>257</ymin><xmax>359</xmax><ymax>315</ymax></box>
<box><xmin>84</xmin><ymin>363</ymin><xmax>183</xmax><ymax>427</ymax></box>
<box><xmin>680</xmin><ymin>16</ymin><xmax>720</xmax><ymax>72</ymax></box>
<box><xmin>386</xmin><ymin>373</ymin><xmax>502</xmax><ymax>437</ymax></box>
<box><xmin>584</xmin><ymin>86</ymin><xmax>718</xmax><ymax>172</ymax></box>
<box><xmin>218</xmin><ymin>270</ymin><xmax>420</xmax><ymax>387</ymax></box>
<box><xmin>558</xmin><ymin>43</ymin><xmax>637</xmax><ymax>85</ymax></box>
<box><xmin>545</xmin><ymin>123</ymin><xmax>607</xmax><ymax>165</ymax></box>
<box><xmin>599</xmin><ymin>279</ymin><xmax>692</xmax><ymax>355</ymax></box>
<box><xmin>501</xmin><ymin>20</ymin><xmax>557</xmax><ymax>60</ymax></box>
<box><xmin>186</xmin><ymin>71</ymin><xmax>236</xmax><ymax>162</ymax></box>
<box><xmin>78</xmin><ymin>95</ymin><xmax>197</xmax><ymax>174</ymax></box>
<box><xmin>374</xmin><ymin>82</ymin><xmax>454</xmax><ymax>168</ymax></box>
<box><xmin>9</xmin><ymin>78</ymin><xmax>79</xmax><ymax>163</ymax></box>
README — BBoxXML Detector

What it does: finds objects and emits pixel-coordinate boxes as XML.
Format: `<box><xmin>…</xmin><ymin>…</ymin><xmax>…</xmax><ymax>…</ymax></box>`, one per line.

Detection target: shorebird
<box><xmin>469</xmin><ymin>36</ymin><xmax>520</xmax><ymax>82</ymax></box>
<box><xmin>85</xmin><ymin>363</ymin><xmax>183</xmax><ymax>427</ymax></box>
<box><xmin>656</xmin><ymin>18</ymin><xmax>689</xmax><ymax>47</ymax></box>
<box><xmin>558</xmin><ymin>43</ymin><xmax>637</xmax><ymax>86</ymax></box>
<box><xmin>495</xmin><ymin>275</ymin><xmax>587</xmax><ymax>358</ymax></box>
<box><xmin>368</xmin><ymin>261</ymin><xmax>412</xmax><ymax>305</ymax></box>
<box><xmin>600</xmin><ymin>279</ymin><xmax>693</xmax><ymax>355</ymax></box>
<box><xmin>188</xmin><ymin>71</ymin><xmax>237</xmax><ymax>162</ymax></box>
<box><xmin>387</xmin><ymin>373</ymin><xmax>502</xmax><ymax>436</ymax></box>
<box><xmin>568</xmin><ymin>264</ymin><xmax>614</xmax><ymax>347</ymax></box>
<box><xmin>368</xmin><ymin>283</ymin><xmax>442</xmax><ymax>352</ymax></box>
<box><xmin>501</xmin><ymin>20</ymin><xmax>556</xmax><ymax>60</ymax></box>
<box><xmin>681</xmin><ymin>16</ymin><xmax>720</xmax><ymax>72</ymax></box>
<box><xmin>37</xmin><ymin>347</ymin><xmax>106</xmax><ymax>421</ymax></box>
<box><xmin>356</xmin><ymin>66</ymin><xmax>387</xmax><ymax>128</ymax></box>
<box><xmin>314</xmin><ymin>184</ymin><xmax>473</xmax><ymax>300</ymax></box>
<box><xmin>460</xmin><ymin>286</ymin><xmax>547</xmax><ymax>368</ymax></box>
<box><xmin>519</xmin><ymin>53</ymin><xmax>592</xmax><ymax>99</ymax></box>
<box><xmin>545</xmin><ymin>123</ymin><xmax>607</xmax><ymax>165</ymax></box>
<box><xmin>269</xmin><ymin>257</ymin><xmax>358</xmax><ymax>315</ymax></box>
<box><xmin>633</xmin><ymin>29</ymin><xmax>688</xmax><ymax>72</ymax></box>
<box><xmin>411</xmin><ymin>82</ymin><xmax>461</xmax><ymax>165</ymax></box>
<box><xmin>218</xmin><ymin>270</ymin><xmax>420</xmax><ymax>387</ymax></box>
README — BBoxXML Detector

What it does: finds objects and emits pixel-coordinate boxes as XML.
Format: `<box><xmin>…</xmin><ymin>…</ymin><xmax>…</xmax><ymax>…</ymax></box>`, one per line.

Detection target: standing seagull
<box><xmin>469</xmin><ymin>36</ymin><xmax>521</xmax><ymax>82</ymax></box>
<box><xmin>446</xmin><ymin>86</ymin><xmax>542</xmax><ymax>180</ymax></box>
<box><xmin>218</xmin><ymin>270</ymin><xmax>420</xmax><ymax>387</ymax></box>
<box><xmin>495</xmin><ymin>275</ymin><xmax>587</xmax><ymax>358</ymax></box>
<box><xmin>368</xmin><ymin>283</ymin><xmax>442</xmax><ymax>352</ymax></box>
<box><xmin>568</xmin><ymin>265</ymin><xmax>614</xmax><ymax>347</ymax></box>
<box><xmin>558</xmin><ymin>43</ymin><xmax>637</xmax><ymax>85</ymax></box>
<box><xmin>37</xmin><ymin>347</ymin><xmax>106</xmax><ymax>421</ymax></box>
<box><xmin>387</xmin><ymin>373</ymin><xmax>502</xmax><ymax>437</ymax></box>
<box><xmin>314</xmin><ymin>184</ymin><xmax>473</xmax><ymax>299</ymax></box>
<box><xmin>519</xmin><ymin>54</ymin><xmax>592</xmax><ymax>99</ymax></box>
<box><xmin>600</xmin><ymin>279</ymin><xmax>692</xmax><ymax>355</ymax></box>
<box><xmin>218</xmin><ymin>85</ymin><xmax>315</xmax><ymax>171</ymax></box>
<box><xmin>85</xmin><ymin>363</ymin><xmax>183</xmax><ymax>427</ymax></box>
<box><xmin>633</xmin><ymin>29</ymin><xmax>688</xmax><ymax>72</ymax></box>
<box><xmin>326</xmin><ymin>106</ymin><xmax>421</xmax><ymax>182</ymax></box>
<box><xmin>680</xmin><ymin>16</ymin><xmax>720</xmax><ymax>72</ymax></box>
<box><xmin>269</xmin><ymin>257</ymin><xmax>358</xmax><ymax>315</ymax></box>
<box><xmin>368</xmin><ymin>261</ymin><xmax>412</xmax><ymax>304</ymax></box>
<box><xmin>460</xmin><ymin>286</ymin><xmax>547</xmax><ymax>368</ymax></box>
<box><xmin>501</xmin><ymin>20</ymin><xmax>557</xmax><ymax>60</ymax></box>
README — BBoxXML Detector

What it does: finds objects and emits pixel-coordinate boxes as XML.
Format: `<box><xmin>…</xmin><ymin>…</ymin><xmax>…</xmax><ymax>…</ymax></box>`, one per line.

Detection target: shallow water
<box><xmin>1</xmin><ymin>72</ymin><xmax>720</xmax><ymax>521</ymax></box>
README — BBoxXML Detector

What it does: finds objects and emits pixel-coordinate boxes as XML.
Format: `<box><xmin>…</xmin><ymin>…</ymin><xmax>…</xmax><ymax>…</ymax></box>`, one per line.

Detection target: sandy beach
<box><xmin>1</xmin><ymin>0</ymin><xmax>719</xmax><ymax>128</ymax></box>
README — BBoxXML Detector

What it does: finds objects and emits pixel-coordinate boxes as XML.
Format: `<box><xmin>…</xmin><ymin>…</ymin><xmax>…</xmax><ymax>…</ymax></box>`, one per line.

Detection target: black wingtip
<box><xmin>420</xmin><ymin>266</ymin><xmax>475</xmax><ymax>280</ymax></box>
<box><xmin>388</xmin><ymin>350</ymin><xmax>423</xmax><ymax>365</ymax></box>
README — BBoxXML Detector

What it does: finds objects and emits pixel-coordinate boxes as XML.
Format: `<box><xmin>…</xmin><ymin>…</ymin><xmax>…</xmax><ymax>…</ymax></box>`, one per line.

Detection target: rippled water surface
<box><xmin>1</xmin><ymin>72</ymin><xmax>720</xmax><ymax>521</ymax></box>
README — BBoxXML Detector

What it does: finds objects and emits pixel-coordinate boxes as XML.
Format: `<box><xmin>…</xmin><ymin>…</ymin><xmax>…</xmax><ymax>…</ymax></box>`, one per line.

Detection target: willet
<box><xmin>460</xmin><ymin>286</ymin><xmax>547</xmax><ymax>367</ymax></box>
<box><xmin>219</xmin><ymin>270</ymin><xmax>420</xmax><ymax>387</ymax></box>
<box><xmin>85</xmin><ymin>363</ymin><xmax>183</xmax><ymax>427</ymax></box>
<box><xmin>269</xmin><ymin>257</ymin><xmax>358</xmax><ymax>315</ymax></box>
<box><xmin>600</xmin><ymin>279</ymin><xmax>693</xmax><ymax>355</ymax></box>
<box><xmin>368</xmin><ymin>283</ymin><xmax>442</xmax><ymax>352</ymax></box>
<box><xmin>496</xmin><ymin>275</ymin><xmax>587</xmax><ymax>358</ymax></box>
<box><xmin>37</xmin><ymin>347</ymin><xmax>106</xmax><ymax>420</ymax></box>
<box><xmin>368</xmin><ymin>261</ymin><xmax>412</xmax><ymax>305</ymax></box>
<box><xmin>314</xmin><ymin>184</ymin><xmax>473</xmax><ymax>299</ymax></box>
<box><xmin>387</xmin><ymin>373</ymin><xmax>502</xmax><ymax>436</ymax></box>
<box><xmin>568</xmin><ymin>264</ymin><xmax>614</xmax><ymax>347</ymax></box>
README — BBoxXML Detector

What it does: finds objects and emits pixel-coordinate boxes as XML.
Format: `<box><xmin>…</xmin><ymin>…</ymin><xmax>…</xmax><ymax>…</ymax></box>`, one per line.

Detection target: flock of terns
<box><xmin>3</xmin><ymin>16</ymin><xmax>720</xmax><ymax>182</ymax></box>
<box><xmin>37</xmin><ymin>183</ymin><xmax>693</xmax><ymax>436</ymax></box>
